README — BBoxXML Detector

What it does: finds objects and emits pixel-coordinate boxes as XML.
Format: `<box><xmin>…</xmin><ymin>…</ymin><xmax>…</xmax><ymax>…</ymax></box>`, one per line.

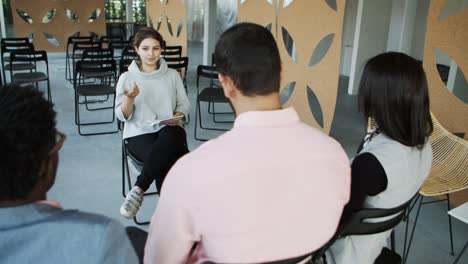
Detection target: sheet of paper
<box><xmin>147</xmin><ymin>115</ymin><xmax>184</xmax><ymax>126</ymax></box>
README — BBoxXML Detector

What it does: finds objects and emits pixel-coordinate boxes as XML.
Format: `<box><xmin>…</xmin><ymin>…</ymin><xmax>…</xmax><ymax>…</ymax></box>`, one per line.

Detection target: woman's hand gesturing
<box><xmin>124</xmin><ymin>82</ymin><xmax>140</xmax><ymax>98</ymax></box>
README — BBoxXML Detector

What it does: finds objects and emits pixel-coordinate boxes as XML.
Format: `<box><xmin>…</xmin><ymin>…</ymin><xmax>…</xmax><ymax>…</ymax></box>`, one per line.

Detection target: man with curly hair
<box><xmin>0</xmin><ymin>84</ymin><xmax>138</xmax><ymax>264</ymax></box>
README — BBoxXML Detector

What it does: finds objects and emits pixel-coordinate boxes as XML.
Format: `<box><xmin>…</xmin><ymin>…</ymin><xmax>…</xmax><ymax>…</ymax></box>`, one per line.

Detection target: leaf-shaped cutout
<box><xmin>148</xmin><ymin>15</ymin><xmax>154</xmax><ymax>28</ymax></box>
<box><xmin>439</xmin><ymin>0</ymin><xmax>468</xmax><ymax>20</ymax></box>
<box><xmin>157</xmin><ymin>14</ymin><xmax>164</xmax><ymax>31</ymax></box>
<box><xmin>16</xmin><ymin>9</ymin><xmax>33</xmax><ymax>24</ymax></box>
<box><xmin>266</xmin><ymin>23</ymin><xmax>273</xmax><ymax>32</ymax></box>
<box><xmin>280</xmin><ymin>81</ymin><xmax>296</xmax><ymax>105</ymax></box>
<box><xmin>309</xmin><ymin>33</ymin><xmax>334</xmax><ymax>67</ymax></box>
<box><xmin>435</xmin><ymin>48</ymin><xmax>468</xmax><ymax>104</ymax></box>
<box><xmin>307</xmin><ymin>85</ymin><xmax>324</xmax><ymax>128</ymax></box>
<box><xmin>240</xmin><ymin>0</ymin><xmax>246</xmax><ymax>4</ymax></box>
<box><xmin>266</xmin><ymin>0</ymin><xmax>273</xmax><ymax>5</ymax></box>
<box><xmin>43</xmin><ymin>32</ymin><xmax>59</xmax><ymax>47</ymax></box>
<box><xmin>167</xmin><ymin>16</ymin><xmax>174</xmax><ymax>36</ymax></box>
<box><xmin>88</xmin><ymin>8</ymin><xmax>102</xmax><ymax>23</ymax></box>
<box><xmin>160</xmin><ymin>0</ymin><xmax>169</xmax><ymax>4</ymax></box>
<box><xmin>281</xmin><ymin>27</ymin><xmax>298</xmax><ymax>63</ymax></box>
<box><xmin>42</xmin><ymin>9</ymin><xmax>57</xmax><ymax>24</ymax></box>
<box><xmin>177</xmin><ymin>19</ymin><xmax>183</xmax><ymax>37</ymax></box>
<box><xmin>65</xmin><ymin>9</ymin><xmax>80</xmax><ymax>23</ymax></box>
<box><xmin>324</xmin><ymin>0</ymin><xmax>337</xmax><ymax>11</ymax></box>
<box><xmin>283</xmin><ymin>0</ymin><xmax>294</xmax><ymax>8</ymax></box>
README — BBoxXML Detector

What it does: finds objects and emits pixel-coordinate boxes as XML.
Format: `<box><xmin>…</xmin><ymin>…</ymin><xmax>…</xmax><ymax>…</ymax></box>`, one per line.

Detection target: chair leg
<box><xmin>453</xmin><ymin>240</ymin><xmax>468</xmax><ymax>264</ymax></box>
<box><xmin>447</xmin><ymin>194</ymin><xmax>455</xmax><ymax>256</ymax></box>
<box><xmin>403</xmin><ymin>194</ymin><xmax>423</xmax><ymax>263</ymax></box>
<box><xmin>390</xmin><ymin>231</ymin><xmax>396</xmax><ymax>251</ymax></box>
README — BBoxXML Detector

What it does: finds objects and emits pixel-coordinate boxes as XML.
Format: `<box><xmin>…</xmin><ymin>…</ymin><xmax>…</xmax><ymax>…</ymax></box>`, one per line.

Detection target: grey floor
<box><xmin>18</xmin><ymin>41</ymin><xmax>467</xmax><ymax>263</ymax></box>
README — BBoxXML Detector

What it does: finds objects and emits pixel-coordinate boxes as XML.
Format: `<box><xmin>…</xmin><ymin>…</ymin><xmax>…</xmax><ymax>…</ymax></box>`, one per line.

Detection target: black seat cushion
<box><xmin>77</xmin><ymin>84</ymin><xmax>114</xmax><ymax>96</ymax></box>
<box><xmin>198</xmin><ymin>87</ymin><xmax>229</xmax><ymax>103</ymax></box>
<box><xmin>13</xmin><ymin>72</ymin><xmax>48</xmax><ymax>83</ymax></box>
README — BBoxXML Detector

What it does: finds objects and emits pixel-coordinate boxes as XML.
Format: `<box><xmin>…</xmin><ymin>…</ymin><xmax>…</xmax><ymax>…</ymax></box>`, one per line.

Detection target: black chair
<box><xmin>161</xmin><ymin>45</ymin><xmax>182</xmax><ymax>58</ymax></box>
<box><xmin>119</xmin><ymin>58</ymin><xmax>133</xmax><ymax>76</ymax></box>
<box><xmin>65</xmin><ymin>36</ymin><xmax>93</xmax><ymax>81</ymax></box>
<box><xmin>165</xmin><ymin>56</ymin><xmax>189</xmax><ymax>88</ymax></box>
<box><xmin>201</xmin><ymin>251</ymin><xmax>314</xmax><ymax>264</ymax></box>
<box><xmin>1</xmin><ymin>38</ymin><xmax>35</xmax><ymax>84</ymax></box>
<box><xmin>122</xmin><ymin>45</ymin><xmax>138</xmax><ymax>60</ymax></box>
<box><xmin>121</xmin><ymin>127</ymin><xmax>158</xmax><ymax>225</ymax></box>
<box><xmin>10</xmin><ymin>49</ymin><xmax>52</xmax><ymax>102</ymax></box>
<box><xmin>194</xmin><ymin>65</ymin><xmax>233</xmax><ymax>141</ymax></box>
<box><xmin>74</xmin><ymin>60</ymin><xmax>118</xmax><ymax>136</ymax></box>
<box><xmin>69</xmin><ymin>40</ymin><xmax>101</xmax><ymax>83</ymax></box>
<box><xmin>100</xmin><ymin>36</ymin><xmax>129</xmax><ymax>60</ymax></box>
<box><xmin>311</xmin><ymin>194</ymin><xmax>418</xmax><ymax>264</ymax></box>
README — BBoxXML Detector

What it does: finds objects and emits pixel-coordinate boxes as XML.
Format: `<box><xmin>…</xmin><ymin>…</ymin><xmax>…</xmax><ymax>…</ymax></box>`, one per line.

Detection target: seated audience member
<box><xmin>144</xmin><ymin>22</ymin><xmax>351</xmax><ymax>264</ymax></box>
<box><xmin>0</xmin><ymin>84</ymin><xmax>138</xmax><ymax>264</ymax></box>
<box><xmin>116</xmin><ymin>27</ymin><xmax>190</xmax><ymax>219</ymax></box>
<box><xmin>327</xmin><ymin>52</ymin><xmax>433</xmax><ymax>263</ymax></box>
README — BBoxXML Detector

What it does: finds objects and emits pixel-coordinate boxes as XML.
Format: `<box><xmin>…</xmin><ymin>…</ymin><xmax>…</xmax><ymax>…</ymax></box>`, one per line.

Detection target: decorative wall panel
<box><xmin>238</xmin><ymin>0</ymin><xmax>345</xmax><ymax>134</ymax></box>
<box><xmin>423</xmin><ymin>0</ymin><xmax>467</xmax><ymax>139</ymax></box>
<box><xmin>424</xmin><ymin>0</ymin><xmax>468</xmax><ymax>205</ymax></box>
<box><xmin>146</xmin><ymin>0</ymin><xmax>187</xmax><ymax>55</ymax></box>
<box><xmin>11</xmin><ymin>0</ymin><xmax>105</xmax><ymax>52</ymax></box>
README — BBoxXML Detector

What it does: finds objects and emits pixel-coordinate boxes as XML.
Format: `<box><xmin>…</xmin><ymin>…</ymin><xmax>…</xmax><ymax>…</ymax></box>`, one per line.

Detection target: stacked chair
<box><xmin>1</xmin><ymin>38</ymin><xmax>35</xmax><ymax>85</ymax></box>
<box><xmin>73</xmin><ymin>44</ymin><xmax>118</xmax><ymax>136</ymax></box>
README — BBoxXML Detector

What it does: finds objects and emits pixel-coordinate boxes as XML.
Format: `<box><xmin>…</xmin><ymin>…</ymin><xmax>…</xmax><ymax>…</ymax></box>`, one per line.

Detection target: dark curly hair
<box><xmin>0</xmin><ymin>84</ymin><xmax>56</xmax><ymax>201</ymax></box>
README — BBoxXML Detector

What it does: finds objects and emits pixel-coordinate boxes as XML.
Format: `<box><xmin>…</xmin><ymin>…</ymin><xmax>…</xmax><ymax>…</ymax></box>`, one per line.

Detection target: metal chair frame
<box><xmin>10</xmin><ymin>49</ymin><xmax>51</xmax><ymax>102</ymax></box>
<box><xmin>73</xmin><ymin>59</ymin><xmax>119</xmax><ymax>136</ymax></box>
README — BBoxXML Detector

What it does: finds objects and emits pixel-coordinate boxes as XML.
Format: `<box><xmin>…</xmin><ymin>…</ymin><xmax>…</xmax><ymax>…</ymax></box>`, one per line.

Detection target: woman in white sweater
<box><xmin>115</xmin><ymin>27</ymin><xmax>190</xmax><ymax>219</ymax></box>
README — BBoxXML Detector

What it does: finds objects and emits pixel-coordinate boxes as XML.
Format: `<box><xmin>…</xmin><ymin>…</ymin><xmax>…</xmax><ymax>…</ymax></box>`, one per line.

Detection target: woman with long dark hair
<box><xmin>328</xmin><ymin>52</ymin><xmax>433</xmax><ymax>263</ymax></box>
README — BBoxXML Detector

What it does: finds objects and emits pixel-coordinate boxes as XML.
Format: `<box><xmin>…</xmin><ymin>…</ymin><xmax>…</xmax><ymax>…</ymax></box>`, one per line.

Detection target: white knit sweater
<box><xmin>115</xmin><ymin>59</ymin><xmax>190</xmax><ymax>139</ymax></box>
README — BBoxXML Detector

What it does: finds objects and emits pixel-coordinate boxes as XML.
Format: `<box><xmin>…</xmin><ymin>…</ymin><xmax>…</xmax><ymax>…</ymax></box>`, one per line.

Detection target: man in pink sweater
<box><xmin>144</xmin><ymin>22</ymin><xmax>350</xmax><ymax>264</ymax></box>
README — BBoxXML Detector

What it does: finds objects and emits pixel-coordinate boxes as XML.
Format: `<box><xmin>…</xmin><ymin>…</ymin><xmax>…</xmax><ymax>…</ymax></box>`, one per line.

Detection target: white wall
<box><xmin>348</xmin><ymin>0</ymin><xmax>393</xmax><ymax>94</ymax></box>
<box><xmin>340</xmin><ymin>0</ymin><xmax>358</xmax><ymax>76</ymax></box>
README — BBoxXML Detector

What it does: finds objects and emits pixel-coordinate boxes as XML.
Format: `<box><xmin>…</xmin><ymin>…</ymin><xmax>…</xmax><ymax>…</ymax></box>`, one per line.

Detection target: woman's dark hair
<box><xmin>214</xmin><ymin>22</ymin><xmax>281</xmax><ymax>96</ymax></box>
<box><xmin>133</xmin><ymin>27</ymin><xmax>164</xmax><ymax>49</ymax></box>
<box><xmin>358</xmin><ymin>52</ymin><xmax>433</xmax><ymax>148</ymax></box>
<box><xmin>0</xmin><ymin>84</ymin><xmax>56</xmax><ymax>201</ymax></box>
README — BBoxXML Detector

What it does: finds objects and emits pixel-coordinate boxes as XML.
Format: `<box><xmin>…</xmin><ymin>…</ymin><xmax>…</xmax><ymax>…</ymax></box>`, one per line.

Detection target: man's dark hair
<box><xmin>214</xmin><ymin>22</ymin><xmax>281</xmax><ymax>96</ymax></box>
<box><xmin>358</xmin><ymin>52</ymin><xmax>433</xmax><ymax>148</ymax></box>
<box><xmin>0</xmin><ymin>84</ymin><xmax>56</xmax><ymax>201</ymax></box>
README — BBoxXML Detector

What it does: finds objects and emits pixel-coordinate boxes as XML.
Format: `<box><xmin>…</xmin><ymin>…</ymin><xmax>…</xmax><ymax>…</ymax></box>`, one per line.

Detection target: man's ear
<box><xmin>218</xmin><ymin>73</ymin><xmax>236</xmax><ymax>99</ymax></box>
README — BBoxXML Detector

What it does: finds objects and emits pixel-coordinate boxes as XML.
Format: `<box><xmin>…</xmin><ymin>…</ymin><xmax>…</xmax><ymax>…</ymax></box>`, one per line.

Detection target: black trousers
<box><xmin>126</xmin><ymin>126</ymin><xmax>189</xmax><ymax>192</ymax></box>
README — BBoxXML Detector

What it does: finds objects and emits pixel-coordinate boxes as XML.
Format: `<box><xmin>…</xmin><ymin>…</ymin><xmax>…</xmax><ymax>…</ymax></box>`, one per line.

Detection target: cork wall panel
<box><xmin>423</xmin><ymin>0</ymin><xmax>467</xmax><ymax>139</ymax></box>
<box><xmin>238</xmin><ymin>0</ymin><xmax>345</xmax><ymax>134</ymax></box>
<box><xmin>146</xmin><ymin>0</ymin><xmax>187</xmax><ymax>55</ymax></box>
<box><xmin>11</xmin><ymin>0</ymin><xmax>105</xmax><ymax>52</ymax></box>
<box><xmin>62</xmin><ymin>0</ymin><xmax>106</xmax><ymax>38</ymax></box>
<box><xmin>238</xmin><ymin>0</ymin><xmax>276</xmax><ymax>37</ymax></box>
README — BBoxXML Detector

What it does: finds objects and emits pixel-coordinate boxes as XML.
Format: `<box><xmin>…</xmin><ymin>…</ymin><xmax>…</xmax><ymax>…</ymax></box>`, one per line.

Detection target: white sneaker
<box><xmin>120</xmin><ymin>186</ymin><xmax>144</xmax><ymax>219</ymax></box>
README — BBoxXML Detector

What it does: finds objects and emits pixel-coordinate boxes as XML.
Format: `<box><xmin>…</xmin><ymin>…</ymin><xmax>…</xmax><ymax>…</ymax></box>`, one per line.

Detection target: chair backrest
<box><xmin>122</xmin><ymin>45</ymin><xmax>138</xmax><ymax>60</ymax></box>
<box><xmin>201</xmin><ymin>251</ymin><xmax>314</xmax><ymax>264</ymax></box>
<box><xmin>67</xmin><ymin>36</ymin><xmax>93</xmax><ymax>48</ymax></box>
<box><xmin>119</xmin><ymin>58</ymin><xmax>133</xmax><ymax>76</ymax></box>
<box><xmin>196</xmin><ymin>65</ymin><xmax>220</xmax><ymax>93</ymax></box>
<box><xmin>72</xmin><ymin>41</ymin><xmax>101</xmax><ymax>54</ymax></box>
<box><xmin>82</xmin><ymin>47</ymin><xmax>114</xmax><ymax>61</ymax></box>
<box><xmin>419</xmin><ymin>114</ymin><xmax>468</xmax><ymax>196</ymax></box>
<box><xmin>162</xmin><ymin>45</ymin><xmax>182</xmax><ymax>58</ymax></box>
<box><xmin>311</xmin><ymin>194</ymin><xmax>417</xmax><ymax>262</ymax></box>
<box><xmin>1</xmin><ymin>40</ymin><xmax>34</xmax><ymax>58</ymax></box>
<box><xmin>74</xmin><ymin>59</ymin><xmax>117</xmax><ymax>86</ymax></box>
<box><xmin>165</xmin><ymin>56</ymin><xmax>189</xmax><ymax>84</ymax></box>
<box><xmin>10</xmin><ymin>49</ymin><xmax>48</xmax><ymax>63</ymax></box>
